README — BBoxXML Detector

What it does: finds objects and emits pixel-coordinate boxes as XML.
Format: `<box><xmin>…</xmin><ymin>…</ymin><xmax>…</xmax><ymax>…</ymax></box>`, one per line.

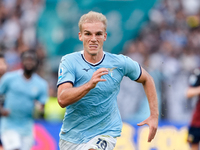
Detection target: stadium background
<box><xmin>0</xmin><ymin>0</ymin><xmax>200</xmax><ymax>149</ymax></box>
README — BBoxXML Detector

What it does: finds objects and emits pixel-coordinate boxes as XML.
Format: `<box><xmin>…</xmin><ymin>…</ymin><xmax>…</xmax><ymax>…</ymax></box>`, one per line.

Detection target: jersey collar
<box><xmin>81</xmin><ymin>51</ymin><xmax>105</xmax><ymax>66</ymax></box>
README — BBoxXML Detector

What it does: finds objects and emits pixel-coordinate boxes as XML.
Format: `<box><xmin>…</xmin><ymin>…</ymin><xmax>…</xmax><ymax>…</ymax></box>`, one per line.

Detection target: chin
<box><xmin>24</xmin><ymin>68</ymin><xmax>35</xmax><ymax>74</ymax></box>
<box><xmin>90</xmin><ymin>52</ymin><xmax>98</xmax><ymax>56</ymax></box>
<box><xmin>89</xmin><ymin>49</ymin><xmax>100</xmax><ymax>55</ymax></box>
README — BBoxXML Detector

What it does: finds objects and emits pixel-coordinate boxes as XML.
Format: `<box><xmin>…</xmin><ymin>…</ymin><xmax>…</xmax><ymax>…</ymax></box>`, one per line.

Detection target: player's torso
<box><xmin>5</xmin><ymin>72</ymin><xmax>41</xmax><ymax>116</ymax></box>
<box><xmin>59</xmin><ymin>52</ymin><xmax>128</xmax><ymax>143</ymax></box>
<box><xmin>63</xmin><ymin>52</ymin><xmax>124</xmax><ymax>126</ymax></box>
<box><xmin>66</xmin><ymin>52</ymin><xmax>125</xmax><ymax>116</ymax></box>
<box><xmin>73</xmin><ymin>52</ymin><xmax>124</xmax><ymax>95</ymax></box>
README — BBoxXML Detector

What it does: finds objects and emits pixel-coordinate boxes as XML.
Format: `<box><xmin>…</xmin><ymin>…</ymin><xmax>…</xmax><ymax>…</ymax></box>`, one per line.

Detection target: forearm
<box><xmin>57</xmin><ymin>68</ymin><xmax>108</xmax><ymax>108</ymax></box>
<box><xmin>58</xmin><ymin>82</ymin><xmax>92</xmax><ymax>108</ymax></box>
<box><xmin>135</xmin><ymin>68</ymin><xmax>158</xmax><ymax>142</ymax></box>
<box><xmin>142</xmin><ymin>76</ymin><xmax>159</xmax><ymax>117</ymax></box>
<box><xmin>186</xmin><ymin>86</ymin><xmax>200</xmax><ymax>99</ymax></box>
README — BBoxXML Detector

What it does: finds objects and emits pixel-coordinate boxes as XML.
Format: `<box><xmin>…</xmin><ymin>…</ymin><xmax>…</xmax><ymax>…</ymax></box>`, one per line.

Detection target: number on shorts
<box><xmin>96</xmin><ymin>138</ymin><xmax>107</xmax><ymax>150</ymax></box>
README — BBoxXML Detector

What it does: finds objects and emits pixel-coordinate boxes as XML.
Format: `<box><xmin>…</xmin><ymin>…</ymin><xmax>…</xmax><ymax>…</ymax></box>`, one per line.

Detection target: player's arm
<box><xmin>136</xmin><ymin>67</ymin><xmax>159</xmax><ymax>142</ymax></box>
<box><xmin>186</xmin><ymin>86</ymin><xmax>200</xmax><ymax>99</ymax></box>
<box><xmin>0</xmin><ymin>75</ymin><xmax>10</xmax><ymax>117</ymax></box>
<box><xmin>57</xmin><ymin>68</ymin><xmax>108</xmax><ymax>108</ymax></box>
<box><xmin>0</xmin><ymin>104</ymin><xmax>9</xmax><ymax>116</ymax></box>
<box><xmin>34</xmin><ymin>101</ymin><xmax>45</xmax><ymax>118</ymax></box>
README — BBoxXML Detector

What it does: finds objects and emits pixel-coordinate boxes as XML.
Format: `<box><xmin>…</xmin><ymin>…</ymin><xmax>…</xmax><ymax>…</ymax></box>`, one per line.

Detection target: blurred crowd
<box><xmin>0</xmin><ymin>0</ymin><xmax>61</xmax><ymax>122</ymax></box>
<box><xmin>118</xmin><ymin>0</ymin><xmax>200</xmax><ymax>123</ymax></box>
<box><xmin>0</xmin><ymin>0</ymin><xmax>59</xmax><ymax>94</ymax></box>
<box><xmin>0</xmin><ymin>0</ymin><xmax>200</xmax><ymax>124</ymax></box>
<box><xmin>0</xmin><ymin>0</ymin><xmax>47</xmax><ymax>77</ymax></box>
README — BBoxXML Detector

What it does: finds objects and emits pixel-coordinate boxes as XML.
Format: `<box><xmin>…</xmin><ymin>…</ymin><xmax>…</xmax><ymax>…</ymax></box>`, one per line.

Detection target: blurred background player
<box><xmin>0</xmin><ymin>50</ymin><xmax>48</xmax><ymax>150</ymax></box>
<box><xmin>0</xmin><ymin>52</ymin><xmax>8</xmax><ymax>150</ymax></box>
<box><xmin>186</xmin><ymin>68</ymin><xmax>200</xmax><ymax>150</ymax></box>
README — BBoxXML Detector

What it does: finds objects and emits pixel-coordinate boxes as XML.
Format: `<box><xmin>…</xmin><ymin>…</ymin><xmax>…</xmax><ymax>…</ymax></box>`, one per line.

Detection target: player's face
<box><xmin>79</xmin><ymin>21</ymin><xmax>107</xmax><ymax>56</ymax></box>
<box><xmin>0</xmin><ymin>58</ymin><xmax>7</xmax><ymax>77</ymax></box>
<box><xmin>22</xmin><ymin>54</ymin><xmax>37</xmax><ymax>73</ymax></box>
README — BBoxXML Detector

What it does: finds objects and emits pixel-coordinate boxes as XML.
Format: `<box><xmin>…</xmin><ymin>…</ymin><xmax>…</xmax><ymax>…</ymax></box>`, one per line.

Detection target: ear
<box><xmin>78</xmin><ymin>32</ymin><xmax>83</xmax><ymax>41</ymax></box>
<box><xmin>104</xmin><ymin>32</ymin><xmax>107</xmax><ymax>41</ymax></box>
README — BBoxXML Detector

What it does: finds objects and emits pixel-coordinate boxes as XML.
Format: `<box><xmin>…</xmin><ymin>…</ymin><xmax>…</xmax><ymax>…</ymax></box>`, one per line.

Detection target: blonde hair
<box><xmin>78</xmin><ymin>11</ymin><xmax>107</xmax><ymax>32</ymax></box>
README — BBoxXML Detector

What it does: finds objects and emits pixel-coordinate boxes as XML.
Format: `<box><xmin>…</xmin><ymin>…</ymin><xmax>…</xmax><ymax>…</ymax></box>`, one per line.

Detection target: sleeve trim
<box><xmin>134</xmin><ymin>64</ymin><xmax>142</xmax><ymax>81</ymax></box>
<box><xmin>57</xmin><ymin>81</ymin><xmax>74</xmax><ymax>88</ymax></box>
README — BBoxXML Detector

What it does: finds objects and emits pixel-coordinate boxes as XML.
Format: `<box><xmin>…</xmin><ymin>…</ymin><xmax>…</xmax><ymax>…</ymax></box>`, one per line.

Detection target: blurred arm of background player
<box><xmin>186</xmin><ymin>86</ymin><xmax>200</xmax><ymax>98</ymax></box>
<box><xmin>0</xmin><ymin>53</ymin><xmax>9</xmax><ymax>117</ymax></box>
<box><xmin>34</xmin><ymin>101</ymin><xmax>46</xmax><ymax>119</ymax></box>
<box><xmin>0</xmin><ymin>105</ymin><xmax>9</xmax><ymax>117</ymax></box>
<box><xmin>136</xmin><ymin>67</ymin><xmax>159</xmax><ymax>142</ymax></box>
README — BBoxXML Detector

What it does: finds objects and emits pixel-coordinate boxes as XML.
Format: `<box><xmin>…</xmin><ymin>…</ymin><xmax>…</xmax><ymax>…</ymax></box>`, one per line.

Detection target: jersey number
<box><xmin>96</xmin><ymin>138</ymin><xmax>107</xmax><ymax>150</ymax></box>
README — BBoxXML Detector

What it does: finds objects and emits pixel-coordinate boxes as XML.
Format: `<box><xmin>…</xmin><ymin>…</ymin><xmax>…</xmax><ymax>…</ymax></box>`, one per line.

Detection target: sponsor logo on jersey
<box><xmin>58</xmin><ymin>68</ymin><xmax>63</xmax><ymax>79</ymax></box>
<box><xmin>83</xmin><ymin>68</ymin><xmax>91</xmax><ymax>72</ymax></box>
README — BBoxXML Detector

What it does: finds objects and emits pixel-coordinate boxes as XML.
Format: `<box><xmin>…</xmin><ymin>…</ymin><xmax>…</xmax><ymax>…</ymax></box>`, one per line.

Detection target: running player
<box><xmin>57</xmin><ymin>11</ymin><xmax>159</xmax><ymax>150</ymax></box>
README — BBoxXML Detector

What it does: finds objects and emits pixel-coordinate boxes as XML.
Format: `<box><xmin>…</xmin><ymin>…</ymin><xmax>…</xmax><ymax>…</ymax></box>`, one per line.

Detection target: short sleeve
<box><xmin>123</xmin><ymin>56</ymin><xmax>142</xmax><ymax>81</ymax></box>
<box><xmin>57</xmin><ymin>56</ymin><xmax>75</xmax><ymax>87</ymax></box>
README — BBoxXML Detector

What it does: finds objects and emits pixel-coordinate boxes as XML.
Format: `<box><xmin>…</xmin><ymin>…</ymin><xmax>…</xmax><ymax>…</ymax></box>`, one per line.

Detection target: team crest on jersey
<box><xmin>58</xmin><ymin>68</ymin><xmax>63</xmax><ymax>79</ymax></box>
<box><xmin>107</xmin><ymin>67</ymin><xmax>117</xmax><ymax>77</ymax></box>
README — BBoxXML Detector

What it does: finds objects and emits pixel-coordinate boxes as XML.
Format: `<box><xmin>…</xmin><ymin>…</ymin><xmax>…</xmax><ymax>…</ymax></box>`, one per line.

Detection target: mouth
<box><xmin>89</xmin><ymin>44</ymin><xmax>98</xmax><ymax>49</ymax></box>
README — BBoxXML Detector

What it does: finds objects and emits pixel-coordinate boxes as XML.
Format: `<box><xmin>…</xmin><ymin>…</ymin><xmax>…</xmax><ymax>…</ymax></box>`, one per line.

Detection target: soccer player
<box><xmin>0</xmin><ymin>52</ymin><xmax>8</xmax><ymax>149</ymax></box>
<box><xmin>0</xmin><ymin>50</ymin><xmax>48</xmax><ymax>150</ymax></box>
<box><xmin>57</xmin><ymin>11</ymin><xmax>159</xmax><ymax>150</ymax></box>
<box><xmin>186</xmin><ymin>68</ymin><xmax>200</xmax><ymax>150</ymax></box>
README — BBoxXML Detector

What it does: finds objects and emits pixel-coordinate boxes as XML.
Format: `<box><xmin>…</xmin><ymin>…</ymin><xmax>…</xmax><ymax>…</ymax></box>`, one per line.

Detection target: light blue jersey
<box><xmin>57</xmin><ymin>51</ymin><xmax>141</xmax><ymax>144</ymax></box>
<box><xmin>0</xmin><ymin>70</ymin><xmax>48</xmax><ymax>136</ymax></box>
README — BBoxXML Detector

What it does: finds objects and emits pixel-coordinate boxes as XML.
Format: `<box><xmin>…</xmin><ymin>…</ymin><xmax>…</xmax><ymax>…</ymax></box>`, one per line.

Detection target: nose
<box><xmin>91</xmin><ymin>34</ymin><xmax>97</xmax><ymax>41</ymax></box>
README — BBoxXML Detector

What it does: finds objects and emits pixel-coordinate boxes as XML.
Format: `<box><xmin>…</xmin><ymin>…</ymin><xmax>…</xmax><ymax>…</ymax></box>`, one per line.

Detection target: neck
<box><xmin>83</xmin><ymin>50</ymin><xmax>104</xmax><ymax>64</ymax></box>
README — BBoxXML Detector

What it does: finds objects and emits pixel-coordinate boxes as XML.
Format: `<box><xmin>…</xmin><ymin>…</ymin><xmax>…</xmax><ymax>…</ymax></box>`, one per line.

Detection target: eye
<box><xmin>96</xmin><ymin>32</ymin><xmax>103</xmax><ymax>36</ymax></box>
<box><xmin>84</xmin><ymin>32</ymin><xmax>91</xmax><ymax>35</ymax></box>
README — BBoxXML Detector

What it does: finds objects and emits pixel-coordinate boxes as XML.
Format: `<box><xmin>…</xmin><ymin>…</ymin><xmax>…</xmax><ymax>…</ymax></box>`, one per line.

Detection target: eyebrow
<box><xmin>83</xmin><ymin>30</ymin><xmax>103</xmax><ymax>33</ymax></box>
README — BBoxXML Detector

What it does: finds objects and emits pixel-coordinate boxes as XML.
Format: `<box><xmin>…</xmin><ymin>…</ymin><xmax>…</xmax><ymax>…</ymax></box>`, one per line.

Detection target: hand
<box><xmin>0</xmin><ymin>108</ymin><xmax>10</xmax><ymax>116</ymax></box>
<box><xmin>88</xmin><ymin>68</ymin><xmax>108</xmax><ymax>89</ymax></box>
<box><xmin>137</xmin><ymin>115</ymin><xmax>158</xmax><ymax>142</ymax></box>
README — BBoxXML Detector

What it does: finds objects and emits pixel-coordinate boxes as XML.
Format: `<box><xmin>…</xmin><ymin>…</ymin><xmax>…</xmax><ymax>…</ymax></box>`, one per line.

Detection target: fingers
<box><xmin>93</xmin><ymin>68</ymin><xmax>108</xmax><ymax>80</ymax></box>
<box><xmin>137</xmin><ymin>121</ymin><xmax>146</xmax><ymax>126</ymax></box>
<box><xmin>137</xmin><ymin>117</ymin><xmax>158</xmax><ymax>142</ymax></box>
<box><xmin>95</xmin><ymin>68</ymin><xmax>108</xmax><ymax>75</ymax></box>
<box><xmin>97</xmin><ymin>71</ymin><xmax>109</xmax><ymax>78</ymax></box>
<box><xmin>88</xmin><ymin>68</ymin><xmax>108</xmax><ymax>89</ymax></box>
<box><xmin>148</xmin><ymin>126</ymin><xmax>157</xmax><ymax>142</ymax></box>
